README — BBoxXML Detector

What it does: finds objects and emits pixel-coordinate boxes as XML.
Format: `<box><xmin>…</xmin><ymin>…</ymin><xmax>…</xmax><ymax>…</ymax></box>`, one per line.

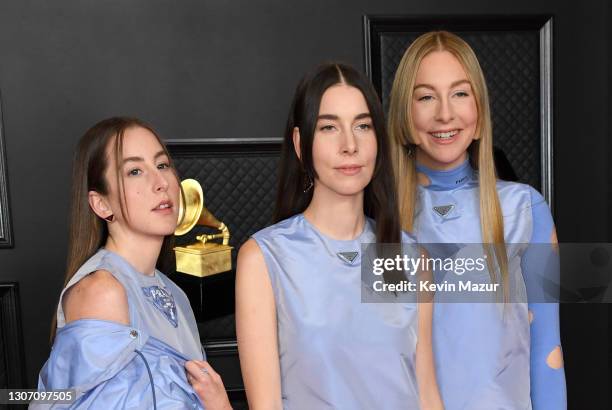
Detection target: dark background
<box><xmin>0</xmin><ymin>0</ymin><xmax>609</xmax><ymax>408</ymax></box>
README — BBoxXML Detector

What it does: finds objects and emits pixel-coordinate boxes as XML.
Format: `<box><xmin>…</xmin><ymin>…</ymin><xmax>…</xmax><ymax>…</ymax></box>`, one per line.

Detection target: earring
<box><xmin>405</xmin><ymin>144</ymin><xmax>415</xmax><ymax>157</ymax></box>
<box><xmin>104</xmin><ymin>214</ymin><xmax>114</xmax><ymax>222</ymax></box>
<box><xmin>303</xmin><ymin>174</ymin><xmax>314</xmax><ymax>193</ymax></box>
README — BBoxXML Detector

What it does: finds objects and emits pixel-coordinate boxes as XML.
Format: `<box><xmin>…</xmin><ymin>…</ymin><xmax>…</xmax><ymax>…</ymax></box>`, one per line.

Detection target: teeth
<box><xmin>431</xmin><ymin>130</ymin><xmax>458</xmax><ymax>139</ymax></box>
<box><xmin>158</xmin><ymin>204</ymin><xmax>170</xmax><ymax>209</ymax></box>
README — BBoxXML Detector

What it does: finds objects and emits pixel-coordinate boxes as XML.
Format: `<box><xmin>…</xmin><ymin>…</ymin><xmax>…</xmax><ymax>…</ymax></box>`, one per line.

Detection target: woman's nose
<box><xmin>154</xmin><ymin>170</ymin><xmax>169</xmax><ymax>192</ymax></box>
<box><xmin>435</xmin><ymin>98</ymin><xmax>454</xmax><ymax>123</ymax></box>
<box><xmin>341</xmin><ymin>129</ymin><xmax>358</xmax><ymax>154</ymax></box>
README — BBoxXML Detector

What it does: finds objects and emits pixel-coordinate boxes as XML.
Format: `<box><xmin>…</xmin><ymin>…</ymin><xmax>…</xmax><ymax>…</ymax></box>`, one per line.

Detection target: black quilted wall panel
<box><xmin>169</xmin><ymin>142</ymin><xmax>281</xmax><ymax>251</ymax></box>
<box><xmin>367</xmin><ymin>17</ymin><xmax>548</xmax><ymax>190</ymax></box>
<box><xmin>167</xmin><ymin>140</ymin><xmax>281</xmax><ymax>342</ymax></box>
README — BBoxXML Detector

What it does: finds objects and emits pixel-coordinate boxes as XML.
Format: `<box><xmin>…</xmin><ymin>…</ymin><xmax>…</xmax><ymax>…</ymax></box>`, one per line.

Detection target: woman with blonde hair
<box><xmin>388</xmin><ymin>31</ymin><xmax>566</xmax><ymax>409</ymax></box>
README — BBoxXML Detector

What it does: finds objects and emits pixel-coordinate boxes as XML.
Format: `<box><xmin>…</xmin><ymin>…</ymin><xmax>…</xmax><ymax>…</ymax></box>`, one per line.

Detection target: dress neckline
<box><xmin>299</xmin><ymin>213</ymin><xmax>372</xmax><ymax>244</ymax></box>
<box><xmin>416</xmin><ymin>158</ymin><xmax>475</xmax><ymax>191</ymax></box>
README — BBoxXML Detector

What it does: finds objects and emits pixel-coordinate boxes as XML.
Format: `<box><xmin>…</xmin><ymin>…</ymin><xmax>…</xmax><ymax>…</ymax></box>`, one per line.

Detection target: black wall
<box><xmin>0</xmin><ymin>1</ymin><xmax>608</xmax><ymax>408</ymax></box>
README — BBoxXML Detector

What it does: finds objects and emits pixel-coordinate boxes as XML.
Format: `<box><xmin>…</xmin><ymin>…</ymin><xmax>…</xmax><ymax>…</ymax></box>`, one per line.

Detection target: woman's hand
<box><xmin>185</xmin><ymin>360</ymin><xmax>232</xmax><ymax>410</ymax></box>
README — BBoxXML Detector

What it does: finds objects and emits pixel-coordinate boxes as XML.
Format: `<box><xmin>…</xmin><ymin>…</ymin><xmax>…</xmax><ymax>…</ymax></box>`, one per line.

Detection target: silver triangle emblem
<box><xmin>337</xmin><ymin>251</ymin><xmax>359</xmax><ymax>264</ymax></box>
<box><xmin>433</xmin><ymin>204</ymin><xmax>454</xmax><ymax>217</ymax></box>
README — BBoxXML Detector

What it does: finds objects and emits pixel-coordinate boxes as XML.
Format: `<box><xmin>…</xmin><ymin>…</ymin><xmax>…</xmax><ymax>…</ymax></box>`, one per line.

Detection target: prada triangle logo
<box><xmin>337</xmin><ymin>251</ymin><xmax>359</xmax><ymax>264</ymax></box>
<box><xmin>433</xmin><ymin>204</ymin><xmax>454</xmax><ymax>217</ymax></box>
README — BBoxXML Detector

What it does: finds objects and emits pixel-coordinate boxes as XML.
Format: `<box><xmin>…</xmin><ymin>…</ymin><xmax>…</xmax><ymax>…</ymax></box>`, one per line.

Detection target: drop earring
<box><xmin>406</xmin><ymin>144</ymin><xmax>415</xmax><ymax>157</ymax></box>
<box><xmin>303</xmin><ymin>174</ymin><xmax>314</xmax><ymax>193</ymax></box>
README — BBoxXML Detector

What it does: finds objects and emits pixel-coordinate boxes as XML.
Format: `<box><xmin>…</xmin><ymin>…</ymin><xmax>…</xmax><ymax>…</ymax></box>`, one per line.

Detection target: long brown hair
<box><xmin>51</xmin><ymin>117</ymin><xmax>178</xmax><ymax>341</ymax></box>
<box><xmin>388</xmin><ymin>31</ymin><xmax>509</xmax><ymax>292</ymax></box>
<box><xmin>274</xmin><ymin>62</ymin><xmax>401</xmax><ymax>244</ymax></box>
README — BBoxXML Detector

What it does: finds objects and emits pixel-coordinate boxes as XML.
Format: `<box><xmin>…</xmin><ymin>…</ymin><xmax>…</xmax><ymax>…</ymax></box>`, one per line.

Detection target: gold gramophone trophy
<box><xmin>174</xmin><ymin>179</ymin><xmax>233</xmax><ymax>277</ymax></box>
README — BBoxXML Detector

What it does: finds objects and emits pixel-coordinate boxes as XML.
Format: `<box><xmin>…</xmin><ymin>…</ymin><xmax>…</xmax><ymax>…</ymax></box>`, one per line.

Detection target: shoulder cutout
<box><xmin>63</xmin><ymin>270</ymin><xmax>130</xmax><ymax>325</ymax></box>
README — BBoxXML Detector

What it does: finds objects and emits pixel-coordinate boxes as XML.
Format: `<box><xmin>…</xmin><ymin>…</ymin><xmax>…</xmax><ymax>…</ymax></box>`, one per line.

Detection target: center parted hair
<box><xmin>388</xmin><ymin>31</ymin><xmax>509</xmax><ymax>292</ymax></box>
<box><xmin>274</xmin><ymin>62</ymin><xmax>401</xmax><ymax>244</ymax></box>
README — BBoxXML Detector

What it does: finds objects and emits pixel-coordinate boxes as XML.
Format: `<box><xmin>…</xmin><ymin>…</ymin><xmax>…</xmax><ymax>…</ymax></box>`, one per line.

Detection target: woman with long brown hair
<box><xmin>236</xmin><ymin>63</ymin><xmax>442</xmax><ymax>409</ymax></box>
<box><xmin>388</xmin><ymin>31</ymin><xmax>566</xmax><ymax>409</ymax></box>
<box><xmin>34</xmin><ymin>117</ymin><xmax>231</xmax><ymax>409</ymax></box>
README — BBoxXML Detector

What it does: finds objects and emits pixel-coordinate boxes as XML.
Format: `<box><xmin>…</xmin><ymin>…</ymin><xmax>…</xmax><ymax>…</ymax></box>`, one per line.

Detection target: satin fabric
<box><xmin>56</xmin><ymin>249</ymin><xmax>203</xmax><ymax>360</ymax></box>
<box><xmin>34</xmin><ymin>249</ymin><xmax>205</xmax><ymax>409</ymax></box>
<box><xmin>415</xmin><ymin>160</ymin><xmax>534</xmax><ymax>410</ymax></box>
<box><xmin>33</xmin><ymin>320</ymin><xmax>202</xmax><ymax>409</ymax></box>
<box><xmin>253</xmin><ymin>214</ymin><xmax>420</xmax><ymax>410</ymax></box>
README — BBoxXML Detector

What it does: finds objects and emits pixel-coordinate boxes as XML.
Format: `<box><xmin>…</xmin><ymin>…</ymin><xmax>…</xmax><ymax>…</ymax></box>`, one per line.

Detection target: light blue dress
<box><xmin>252</xmin><ymin>214</ymin><xmax>420</xmax><ymax>410</ymax></box>
<box><xmin>414</xmin><ymin>159</ymin><xmax>566</xmax><ymax>410</ymax></box>
<box><xmin>34</xmin><ymin>249</ymin><xmax>205</xmax><ymax>409</ymax></box>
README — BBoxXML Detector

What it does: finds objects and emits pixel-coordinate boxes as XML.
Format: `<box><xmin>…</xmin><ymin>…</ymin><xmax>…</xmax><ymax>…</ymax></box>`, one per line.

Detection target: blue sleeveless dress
<box><xmin>35</xmin><ymin>249</ymin><xmax>205</xmax><ymax>409</ymax></box>
<box><xmin>252</xmin><ymin>214</ymin><xmax>420</xmax><ymax>410</ymax></box>
<box><xmin>414</xmin><ymin>159</ymin><xmax>566</xmax><ymax>410</ymax></box>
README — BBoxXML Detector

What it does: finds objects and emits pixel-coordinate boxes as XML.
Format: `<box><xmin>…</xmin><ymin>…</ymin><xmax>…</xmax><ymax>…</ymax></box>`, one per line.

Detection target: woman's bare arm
<box><xmin>415</xmin><ymin>251</ymin><xmax>444</xmax><ymax>410</ymax></box>
<box><xmin>63</xmin><ymin>270</ymin><xmax>129</xmax><ymax>325</ymax></box>
<box><xmin>235</xmin><ymin>239</ymin><xmax>282</xmax><ymax>410</ymax></box>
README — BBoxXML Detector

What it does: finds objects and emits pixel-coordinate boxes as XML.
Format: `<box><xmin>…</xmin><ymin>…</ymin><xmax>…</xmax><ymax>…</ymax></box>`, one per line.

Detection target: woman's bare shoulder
<box><xmin>62</xmin><ymin>270</ymin><xmax>129</xmax><ymax>325</ymax></box>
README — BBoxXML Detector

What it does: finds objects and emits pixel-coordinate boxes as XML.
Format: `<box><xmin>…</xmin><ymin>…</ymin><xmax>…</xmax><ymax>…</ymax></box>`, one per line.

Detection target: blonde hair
<box><xmin>388</xmin><ymin>31</ymin><xmax>509</xmax><ymax>292</ymax></box>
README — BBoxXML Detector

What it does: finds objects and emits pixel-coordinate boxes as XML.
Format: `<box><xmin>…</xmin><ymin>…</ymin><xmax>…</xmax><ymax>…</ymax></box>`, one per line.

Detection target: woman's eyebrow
<box><xmin>122</xmin><ymin>156</ymin><xmax>144</xmax><ymax>164</ymax></box>
<box><xmin>154</xmin><ymin>150</ymin><xmax>168</xmax><ymax>159</ymax></box>
<box><xmin>317</xmin><ymin>113</ymin><xmax>371</xmax><ymax>121</ymax></box>
<box><xmin>317</xmin><ymin>114</ymin><xmax>339</xmax><ymax>121</ymax></box>
<box><xmin>414</xmin><ymin>83</ymin><xmax>435</xmax><ymax>91</ymax></box>
<box><xmin>354</xmin><ymin>113</ymin><xmax>371</xmax><ymax>120</ymax></box>
<box><xmin>122</xmin><ymin>151</ymin><xmax>167</xmax><ymax>165</ymax></box>
<box><xmin>450</xmin><ymin>79</ymin><xmax>471</xmax><ymax>88</ymax></box>
<box><xmin>414</xmin><ymin>79</ymin><xmax>471</xmax><ymax>91</ymax></box>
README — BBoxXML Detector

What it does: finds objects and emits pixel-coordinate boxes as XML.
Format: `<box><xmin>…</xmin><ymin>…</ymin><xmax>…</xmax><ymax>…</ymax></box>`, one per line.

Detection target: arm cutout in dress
<box><xmin>521</xmin><ymin>187</ymin><xmax>566</xmax><ymax>410</ymax></box>
<box><xmin>62</xmin><ymin>270</ymin><xmax>130</xmax><ymax>325</ymax></box>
